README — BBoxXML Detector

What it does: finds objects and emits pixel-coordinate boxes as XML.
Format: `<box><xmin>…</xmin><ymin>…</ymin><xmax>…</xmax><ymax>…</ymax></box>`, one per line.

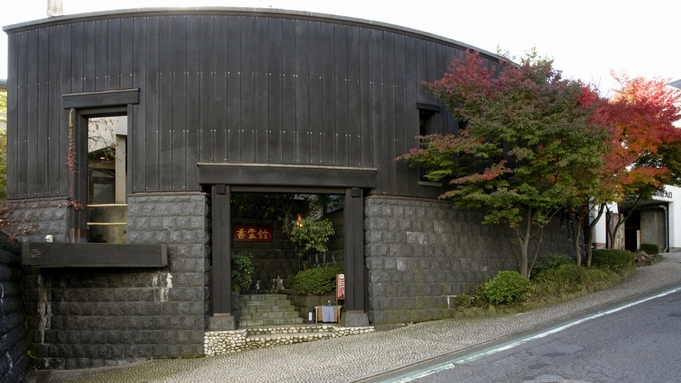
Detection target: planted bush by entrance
<box><xmin>638</xmin><ymin>242</ymin><xmax>660</xmax><ymax>255</ymax></box>
<box><xmin>231</xmin><ymin>251</ymin><xmax>254</xmax><ymax>291</ymax></box>
<box><xmin>291</xmin><ymin>265</ymin><xmax>343</xmax><ymax>295</ymax></box>
<box><xmin>591</xmin><ymin>249</ymin><xmax>635</xmax><ymax>272</ymax></box>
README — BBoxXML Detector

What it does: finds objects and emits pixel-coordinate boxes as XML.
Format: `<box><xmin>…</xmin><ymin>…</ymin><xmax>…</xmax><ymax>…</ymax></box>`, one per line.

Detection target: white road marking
<box><xmin>386</xmin><ymin>285</ymin><xmax>681</xmax><ymax>383</ymax></box>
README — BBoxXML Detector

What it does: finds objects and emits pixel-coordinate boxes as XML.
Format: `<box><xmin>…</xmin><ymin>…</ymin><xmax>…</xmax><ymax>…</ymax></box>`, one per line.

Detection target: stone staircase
<box><xmin>239</xmin><ymin>294</ymin><xmax>305</xmax><ymax>328</ymax></box>
<box><xmin>205</xmin><ymin>293</ymin><xmax>375</xmax><ymax>356</ymax></box>
<box><xmin>204</xmin><ymin>323</ymin><xmax>376</xmax><ymax>356</ymax></box>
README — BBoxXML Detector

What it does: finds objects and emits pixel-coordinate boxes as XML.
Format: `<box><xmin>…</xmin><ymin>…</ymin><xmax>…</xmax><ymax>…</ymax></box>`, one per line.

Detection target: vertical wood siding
<box><xmin>5</xmin><ymin>11</ymin><xmax>500</xmax><ymax>199</ymax></box>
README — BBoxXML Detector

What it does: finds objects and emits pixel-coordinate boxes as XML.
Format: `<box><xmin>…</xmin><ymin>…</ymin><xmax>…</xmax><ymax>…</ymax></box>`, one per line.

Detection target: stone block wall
<box><xmin>364</xmin><ymin>196</ymin><xmax>575</xmax><ymax>330</ymax></box>
<box><xmin>306</xmin><ymin>209</ymin><xmax>344</xmax><ymax>269</ymax></box>
<box><xmin>22</xmin><ymin>193</ymin><xmax>210</xmax><ymax>369</ymax></box>
<box><xmin>1</xmin><ymin>197</ymin><xmax>70</xmax><ymax>243</ymax></box>
<box><xmin>231</xmin><ymin>216</ymin><xmax>299</xmax><ymax>292</ymax></box>
<box><xmin>0</xmin><ymin>232</ymin><xmax>28</xmax><ymax>383</ymax></box>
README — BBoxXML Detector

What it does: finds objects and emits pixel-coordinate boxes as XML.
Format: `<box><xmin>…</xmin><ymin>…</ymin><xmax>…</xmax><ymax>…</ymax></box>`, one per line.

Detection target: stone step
<box><xmin>246</xmin><ymin>332</ymin><xmax>336</xmax><ymax>346</ymax></box>
<box><xmin>237</xmin><ymin>294</ymin><xmax>306</xmax><ymax>329</ymax></box>
<box><xmin>241</xmin><ymin>311</ymin><xmax>303</xmax><ymax>320</ymax></box>
<box><xmin>240</xmin><ymin>303</ymin><xmax>295</xmax><ymax>312</ymax></box>
<box><xmin>204</xmin><ymin>324</ymin><xmax>376</xmax><ymax>356</ymax></box>
<box><xmin>240</xmin><ymin>294</ymin><xmax>289</xmax><ymax>301</ymax></box>
<box><xmin>240</xmin><ymin>300</ymin><xmax>294</xmax><ymax>308</ymax></box>
<box><xmin>245</xmin><ymin>324</ymin><xmax>337</xmax><ymax>336</ymax></box>
<box><xmin>239</xmin><ymin>317</ymin><xmax>304</xmax><ymax>327</ymax></box>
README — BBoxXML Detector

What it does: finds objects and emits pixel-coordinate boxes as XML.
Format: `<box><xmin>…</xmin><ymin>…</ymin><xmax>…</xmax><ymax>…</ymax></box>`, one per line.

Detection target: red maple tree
<box><xmin>594</xmin><ymin>73</ymin><xmax>681</xmax><ymax>250</ymax></box>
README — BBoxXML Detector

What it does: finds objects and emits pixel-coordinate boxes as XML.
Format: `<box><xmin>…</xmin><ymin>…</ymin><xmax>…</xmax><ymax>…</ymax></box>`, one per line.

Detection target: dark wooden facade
<box><xmin>4</xmin><ymin>8</ymin><xmax>501</xmax><ymax>201</ymax></box>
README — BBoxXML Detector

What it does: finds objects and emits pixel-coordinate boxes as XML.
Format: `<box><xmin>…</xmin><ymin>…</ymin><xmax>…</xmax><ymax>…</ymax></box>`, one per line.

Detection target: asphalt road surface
<box><xmin>370</xmin><ymin>286</ymin><xmax>681</xmax><ymax>383</ymax></box>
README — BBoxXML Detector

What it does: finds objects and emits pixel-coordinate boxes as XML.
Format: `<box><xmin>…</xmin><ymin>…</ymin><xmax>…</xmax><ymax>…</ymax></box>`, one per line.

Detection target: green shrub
<box><xmin>291</xmin><ymin>264</ymin><xmax>344</xmax><ymax>295</ymax></box>
<box><xmin>454</xmin><ymin>293</ymin><xmax>477</xmax><ymax>308</ymax></box>
<box><xmin>591</xmin><ymin>249</ymin><xmax>635</xmax><ymax>272</ymax></box>
<box><xmin>231</xmin><ymin>251</ymin><xmax>254</xmax><ymax>291</ymax></box>
<box><xmin>639</xmin><ymin>242</ymin><xmax>660</xmax><ymax>255</ymax></box>
<box><xmin>533</xmin><ymin>264</ymin><xmax>586</xmax><ymax>294</ymax></box>
<box><xmin>478</xmin><ymin>271</ymin><xmax>530</xmax><ymax>305</ymax></box>
<box><xmin>531</xmin><ymin>253</ymin><xmax>575</xmax><ymax>279</ymax></box>
<box><xmin>583</xmin><ymin>267</ymin><xmax>620</xmax><ymax>285</ymax></box>
<box><xmin>553</xmin><ymin>264</ymin><xmax>585</xmax><ymax>286</ymax></box>
<box><xmin>529</xmin><ymin>264</ymin><xmax>621</xmax><ymax>300</ymax></box>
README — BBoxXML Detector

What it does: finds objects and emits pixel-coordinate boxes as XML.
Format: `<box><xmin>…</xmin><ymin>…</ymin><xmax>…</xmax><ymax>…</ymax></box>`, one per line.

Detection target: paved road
<box><xmin>369</xmin><ymin>287</ymin><xmax>681</xmax><ymax>383</ymax></box>
<box><xmin>34</xmin><ymin>252</ymin><xmax>681</xmax><ymax>383</ymax></box>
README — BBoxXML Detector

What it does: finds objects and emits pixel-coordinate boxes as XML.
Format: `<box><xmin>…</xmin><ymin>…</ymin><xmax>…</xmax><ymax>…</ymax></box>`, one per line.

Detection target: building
<box><xmin>3</xmin><ymin>7</ymin><xmax>576</xmax><ymax>369</ymax></box>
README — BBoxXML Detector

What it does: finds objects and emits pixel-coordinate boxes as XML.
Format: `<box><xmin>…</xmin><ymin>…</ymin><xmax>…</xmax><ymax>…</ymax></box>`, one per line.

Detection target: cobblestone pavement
<box><xmin>31</xmin><ymin>252</ymin><xmax>681</xmax><ymax>383</ymax></box>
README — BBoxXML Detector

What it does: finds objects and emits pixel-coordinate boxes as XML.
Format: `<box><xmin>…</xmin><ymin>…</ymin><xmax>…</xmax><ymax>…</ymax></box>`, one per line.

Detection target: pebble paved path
<box><xmin>33</xmin><ymin>252</ymin><xmax>681</xmax><ymax>383</ymax></box>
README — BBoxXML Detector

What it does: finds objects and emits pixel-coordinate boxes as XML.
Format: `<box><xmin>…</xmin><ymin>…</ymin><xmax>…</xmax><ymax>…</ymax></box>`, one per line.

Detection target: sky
<box><xmin>1</xmin><ymin>0</ymin><xmax>679</xmax><ymax>96</ymax></box>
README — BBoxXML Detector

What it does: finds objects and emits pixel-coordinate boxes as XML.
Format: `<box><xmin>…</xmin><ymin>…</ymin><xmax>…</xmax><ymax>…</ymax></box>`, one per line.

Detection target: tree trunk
<box><xmin>606</xmin><ymin>198</ymin><xmax>639</xmax><ymax>249</ymax></box>
<box><xmin>586</xmin><ymin>204</ymin><xmax>605</xmax><ymax>266</ymax></box>
<box><xmin>514</xmin><ymin>209</ymin><xmax>533</xmax><ymax>279</ymax></box>
<box><xmin>573</xmin><ymin>214</ymin><xmax>583</xmax><ymax>266</ymax></box>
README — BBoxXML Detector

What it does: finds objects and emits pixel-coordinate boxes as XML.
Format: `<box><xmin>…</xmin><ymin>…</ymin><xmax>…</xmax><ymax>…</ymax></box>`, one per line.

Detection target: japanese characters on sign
<box><xmin>336</xmin><ymin>274</ymin><xmax>345</xmax><ymax>300</ymax></box>
<box><xmin>233</xmin><ymin>225</ymin><xmax>273</xmax><ymax>242</ymax></box>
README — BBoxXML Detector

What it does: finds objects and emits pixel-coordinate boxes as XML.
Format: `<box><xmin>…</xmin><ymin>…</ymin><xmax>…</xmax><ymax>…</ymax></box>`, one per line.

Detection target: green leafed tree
<box><xmin>398</xmin><ymin>50</ymin><xmax>607</xmax><ymax>278</ymax></box>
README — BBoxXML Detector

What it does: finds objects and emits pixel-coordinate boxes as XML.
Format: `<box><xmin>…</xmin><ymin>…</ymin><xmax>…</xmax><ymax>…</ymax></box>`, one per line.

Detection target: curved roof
<box><xmin>2</xmin><ymin>6</ymin><xmax>500</xmax><ymax>60</ymax></box>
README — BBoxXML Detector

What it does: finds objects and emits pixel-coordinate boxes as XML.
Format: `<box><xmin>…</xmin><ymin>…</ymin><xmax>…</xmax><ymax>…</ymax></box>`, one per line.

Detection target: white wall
<box><xmin>589</xmin><ymin>204</ymin><xmax>610</xmax><ymax>249</ymax></box>
<box><xmin>663</xmin><ymin>185</ymin><xmax>681</xmax><ymax>251</ymax></box>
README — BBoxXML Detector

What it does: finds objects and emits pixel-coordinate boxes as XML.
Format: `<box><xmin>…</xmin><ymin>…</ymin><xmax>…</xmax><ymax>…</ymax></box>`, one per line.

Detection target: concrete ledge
<box><xmin>207</xmin><ymin>315</ymin><xmax>236</xmax><ymax>331</ymax></box>
<box><xmin>22</xmin><ymin>242</ymin><xmax>168</xmax><ymax>268</ymax></box>
<box><xmin>340</xmin><ymin>311</ymin><xmax>369</xmax><ymax>327</ymax></box>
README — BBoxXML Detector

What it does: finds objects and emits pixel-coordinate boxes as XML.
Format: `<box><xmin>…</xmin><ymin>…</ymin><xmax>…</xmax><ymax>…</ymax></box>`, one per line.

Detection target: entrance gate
<box><xmin>198</xmin><ymin>163</ymin><xmax>376</xmax><ymax>329</ymax></box>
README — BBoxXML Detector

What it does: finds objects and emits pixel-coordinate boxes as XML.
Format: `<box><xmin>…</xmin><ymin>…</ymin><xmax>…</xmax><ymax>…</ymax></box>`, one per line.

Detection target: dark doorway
<box><xmin>230</xmin><ymin>192</ymin><xmax>345</xmax><ymax>292</ymax></box>
<box><xmin>624</xmin><ymin>210</ymin><xmax>641</xmax><ymax>252</ymax></box>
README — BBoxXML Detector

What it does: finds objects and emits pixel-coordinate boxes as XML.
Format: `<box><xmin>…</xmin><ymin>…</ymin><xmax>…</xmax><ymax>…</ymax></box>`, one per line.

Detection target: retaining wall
<box><xmin>364</xmin><ymin>195</ymin><xmax>576</xmax><ymax>330</ymax></box>
<box><xmin>0</xmin><ymin>232</ymin><xmax>28</xmax><ymax>383</ymax></box>
<box><xmin>21</xmin><ymin>193</ymin><xmax>210</xmax><ymax>369</ymax></box>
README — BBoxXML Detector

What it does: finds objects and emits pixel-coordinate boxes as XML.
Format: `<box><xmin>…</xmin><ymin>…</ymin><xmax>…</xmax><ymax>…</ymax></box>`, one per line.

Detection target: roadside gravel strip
<box><xmin>33</xmin><ymin>252</ymin><xmax>681</xmax><ymax>383</ymax></box>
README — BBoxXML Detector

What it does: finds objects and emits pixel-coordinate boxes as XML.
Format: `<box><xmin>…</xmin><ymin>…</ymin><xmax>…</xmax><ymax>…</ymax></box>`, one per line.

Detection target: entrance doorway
<box><xmin>198</xmin><ymin>162</ymin><xmax>375</xmax><ymax>329</ymax></box>
<box><xmin>230</xmin><ymin>192</ymin><xmax>344</xmax><ymax>292</ymax></box>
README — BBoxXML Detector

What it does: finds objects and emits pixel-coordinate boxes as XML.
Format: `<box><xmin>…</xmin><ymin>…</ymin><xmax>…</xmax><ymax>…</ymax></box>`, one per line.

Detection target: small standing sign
<box><xmin>336</xmin><ymin>273</ymin><xmax>345</xmax><ymax>304</ymax></box>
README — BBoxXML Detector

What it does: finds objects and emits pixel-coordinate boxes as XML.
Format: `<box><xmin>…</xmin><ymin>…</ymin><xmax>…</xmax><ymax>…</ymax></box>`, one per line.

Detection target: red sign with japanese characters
<box><xmin>336</xmin><ymin>274</ymin><xmax>345</xmax><ymax>300</ymax></box>
<box><xmin>233</xmin><ymin>225</ymin><xmax>273</xmax><ymax>242</ymax></box>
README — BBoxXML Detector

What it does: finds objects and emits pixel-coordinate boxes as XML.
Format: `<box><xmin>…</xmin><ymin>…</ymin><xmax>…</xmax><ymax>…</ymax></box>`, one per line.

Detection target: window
<box><xmin>87</xmin><ymin>117</ymin><xmax>127</xmax><ymax>204</ymax></box>
<box><xmin>62</xmin><ymin>88</ymin><xmax>139</xmax><ymax>243</ymax></box>
<box><xmin>87</xmin><ymin>116</ymin><xmax>128</xmax><ymax>243</ymax></box>
<box><xmin>416</xmin><ymin>104</ymin><xmax>442</xmax><ymax>186</ymax></box>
